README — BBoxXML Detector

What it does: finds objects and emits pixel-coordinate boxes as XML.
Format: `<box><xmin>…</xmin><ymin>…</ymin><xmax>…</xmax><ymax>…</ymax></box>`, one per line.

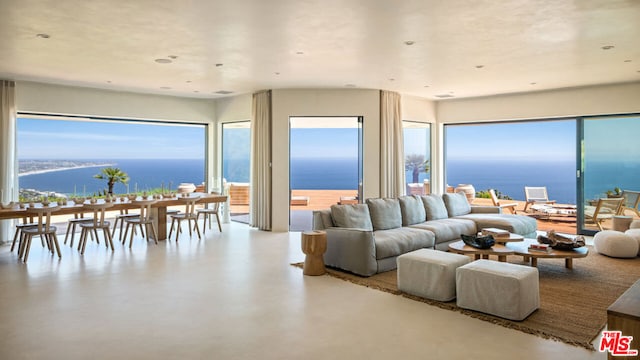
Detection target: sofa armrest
<box><xmin>324</xmin><ymin>227</ymin><xmax>378</xmax><ymax>276</ymax></box>
<box><xmin>470</xmin><ymin>206</ymin><xmax>502</xmax><ymax>214</ymax></box>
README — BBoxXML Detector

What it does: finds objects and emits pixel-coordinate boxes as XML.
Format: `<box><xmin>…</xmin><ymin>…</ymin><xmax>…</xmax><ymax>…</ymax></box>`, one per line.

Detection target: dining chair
<box><xmin>169</xmin><ymin>196</ymin><xmax>201</xmax><ymax>241</ymax></box>
<box><xmin>78</xmin><ymin>202</ymin><xmax>114</xmax><ymax>254</ymax></box>
<box><xmin>19</xmin><ymin>205</ymin><xmax>62</xmax><ymax>262</ymax></box>
<box><xmin>111</xmin><ymin>208</ymin><xmax>140</xmax><ymax>242</ymax></box>
<box><xmin>196</xmin><ymin>201</ymin><xmax>222</xmax><ymax>234</ymax></box>
<box><xmin>11</xmin><ymin>213</ymin><xmax>40</xmax><ymax>252</ymax></box>
<box><xmin>64</xmin><ymin>212</ymin><xmax>94</xmax><ymax>248</ymax></box>
<box><xmin>123</xmin><ymin>199</ymin><xmax>158</xmax><ymax>248</ymax></box>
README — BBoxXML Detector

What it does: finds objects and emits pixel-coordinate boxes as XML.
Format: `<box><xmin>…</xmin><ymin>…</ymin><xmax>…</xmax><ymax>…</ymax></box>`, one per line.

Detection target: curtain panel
<box><xmin>0</xmin><ymin>80</ymin><xmax>18</xmax><ymax>244</ymax></box>
<box><xmin>250</xmin><ymin>90</ymin><xmax>272</xmax><ymax>230</ymax></box>
<box><xmin>379</xmin><ymin>90</ymin><xmax>405</xmax><ymax>198</ymax></box>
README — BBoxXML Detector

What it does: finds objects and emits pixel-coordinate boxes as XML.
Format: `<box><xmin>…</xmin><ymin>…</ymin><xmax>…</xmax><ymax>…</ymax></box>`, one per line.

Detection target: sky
<box><xmin>17</xmin><ymin>118</ymin><xmax>205</xmax><ymax>159</ymax></box>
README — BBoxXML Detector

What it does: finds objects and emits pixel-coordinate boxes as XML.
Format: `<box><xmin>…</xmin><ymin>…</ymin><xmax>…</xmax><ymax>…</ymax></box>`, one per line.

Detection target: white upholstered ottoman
<box><xmin>594</xmin><ymin>230</ymin><xmax>639</xmax><ymax>258</ymax></box>
<box><xmin>456</xmin><ymin>260</ymin><xmax>539</xmax><ymax>321</ymax></box>
<box><xmin>397</xmin><ymin>249</ymin><xmax>471</xmax><ymax>301</ymax></box>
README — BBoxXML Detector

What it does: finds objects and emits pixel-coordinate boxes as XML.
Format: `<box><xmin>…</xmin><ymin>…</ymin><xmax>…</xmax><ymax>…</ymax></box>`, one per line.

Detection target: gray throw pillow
<box><xmin>366</xmin><ymin>198</ymin><xmax>402</xmax><ymax>230</ymax></box>
<box><xmin>443</xmin><ymin>192</ymin><xmax>472</xmax><ymax>217</ymax></box>
<box><xmin>330</xmin><ymin>204</ymin><xmax>373</xmax><ymax>230</ymax></box>
<box><xmin>421</xmin><ymin>194</ymin><xmax>449</xmax><ymax>220</ymax></box>
<box><xmin>398</xmin><ymin>195</ymin><xmax>426</xmax><ymax>226</ymax></box>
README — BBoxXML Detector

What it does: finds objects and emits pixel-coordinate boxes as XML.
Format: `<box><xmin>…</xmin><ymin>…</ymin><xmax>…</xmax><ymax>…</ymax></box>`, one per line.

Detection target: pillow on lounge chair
<box><xmin>421</xmin><ymin>194</ymin><xmax>449</xmax><ymax>220</ymax></box>
<box><xmin>443</xmin><ymin>192</ymin><xmax>472</xmax><ymax>217</ymax></box>
<box><xmin>366</xmin><ymin>198</ymin><xmax>402</xmax><ymax>230</ymax></box>
<box><xmin>398</xmin><ymin>195</ymin><xmax>426</xmax><ymax>226</ymax></box>
<box><xmin>330</xmin><ymin>204</ymin><xmax>373</xmax><ymax>231</ymax></box>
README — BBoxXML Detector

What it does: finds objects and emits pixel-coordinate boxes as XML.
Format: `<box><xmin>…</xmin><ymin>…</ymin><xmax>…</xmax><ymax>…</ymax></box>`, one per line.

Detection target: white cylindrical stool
<box><xmin>613</xmin><ymin>216</ymin><xmax>633</xmax><ymax>232</ymax></box>
<box><xmin>301</xmin><ymin>230</ymin><xmax>327</xmax><ymax>276</ymax></box>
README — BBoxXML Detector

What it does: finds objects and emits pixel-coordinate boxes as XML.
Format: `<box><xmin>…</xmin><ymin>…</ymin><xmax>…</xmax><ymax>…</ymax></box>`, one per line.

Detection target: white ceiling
<box><xmin>1</xmin><ymin>0</ymin><xmax>639</xmax><ymax>100</ymax></box>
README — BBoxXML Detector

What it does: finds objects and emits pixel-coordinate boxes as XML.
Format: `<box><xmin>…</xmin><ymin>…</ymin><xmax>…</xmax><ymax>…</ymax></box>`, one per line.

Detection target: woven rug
<box><xmin>293</xmin><ymin>248</ymin><xmax>640</xmax><ymax>350</ymax></box>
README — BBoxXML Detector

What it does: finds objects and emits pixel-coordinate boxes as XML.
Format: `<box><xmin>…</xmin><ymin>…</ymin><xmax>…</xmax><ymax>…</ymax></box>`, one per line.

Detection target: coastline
<box><xmin>18</xmin><ymin>163</ymin><xmax>116</xmax><ymax>177</ymax></box>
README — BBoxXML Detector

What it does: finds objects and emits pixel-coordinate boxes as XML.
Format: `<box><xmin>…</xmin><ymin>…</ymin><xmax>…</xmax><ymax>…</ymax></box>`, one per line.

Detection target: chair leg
<box><xmin>168</xmin><ymin>219</ymin><xmax>175</xmax><ymax>239</ymax></box>
<box><xmin>193</xmin><ymin>219</ymin><xmax>201</xmax><ymax>240</ymax></box>
<box><xmin>129</xmin><ymin>223</ymin><xmax>136</xmax><ymax>249</ymax></box>
<box><xmin>215</xmin><ymin>213</ymin><xmax>222</xmax><ymax>232</ymax></box>
<box><xmin>23</xmin><ymin>235</ymin><xmax>34</xmax><ymax>262</ymax></box>
<box><xmin>51</xmin><ymin>234</ymin><xmax>61</xmax><ymax>258</ymax></box>
<box><xmin>147</xmin><ymin>223</ymin><xmax>158</xmax><ymax>244</ymax></box>
<box><xmin>11</xmin><ymin>227</ymin><xmax>21</xmax><ymax>252</ymax></box>
<box><xmin>104</xmin><ymin>228</ymin><xmax>114</xmax><ymax>251</ymax></box>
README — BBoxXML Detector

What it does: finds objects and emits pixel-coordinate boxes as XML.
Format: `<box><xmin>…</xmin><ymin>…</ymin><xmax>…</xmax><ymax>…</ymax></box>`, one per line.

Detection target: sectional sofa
<box><xmin>312</xmin><ymin>192</ymin><xmax>537</xmax><ymax>276</ymax></box>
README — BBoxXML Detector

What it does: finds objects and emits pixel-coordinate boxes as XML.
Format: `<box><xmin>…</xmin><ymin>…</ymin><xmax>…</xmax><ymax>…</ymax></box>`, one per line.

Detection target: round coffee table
<box><xmin>448</xmin><ymin>240</ymin><xmax>514</xmax><ymax>262</ymax></box>
<box><xmin>506</xmin><ymin>238</ymin><xmax>589</xmax><ymax>269</ymax></box>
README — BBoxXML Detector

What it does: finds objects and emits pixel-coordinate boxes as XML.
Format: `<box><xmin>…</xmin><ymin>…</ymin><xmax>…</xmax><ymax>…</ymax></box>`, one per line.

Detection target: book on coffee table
<box><xmin>481</xmin><ymin>228</ymin><xmax>510</xmax><ymax>239</ymax></box>
<box><xmin>528</xmin><ymin>243</ymin><xmax>552</xmax><ymax>253</ymax></box>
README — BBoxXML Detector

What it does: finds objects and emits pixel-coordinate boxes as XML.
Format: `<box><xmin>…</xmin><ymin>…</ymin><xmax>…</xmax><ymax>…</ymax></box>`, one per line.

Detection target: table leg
<box><xmin>565</xmin><ymin>258</ymin><xmax>573</xmax><ymax>269</ymax></box>
<box><xmin>474</xmin><ymin>254</ymin><xmax>481</xmax><ymax>260</ymax></box>
<box><xmin>498</xmin><ymin>255</ymin><xmax>506</xmax><ymax>262</ymax></box>
<box><xmin>481</xmin><ymin>254</ymin><xmax>488</xmax><ymax>260</ymax></box>
<box><xmin>156</xmin><ymin>206</ymin><xmax>167</xmax><ymax>240</ymax></box>
<box><xmin>530</xmin><ymin>258</ymin><xmax>538</xmax><ymax>267</ymax></box>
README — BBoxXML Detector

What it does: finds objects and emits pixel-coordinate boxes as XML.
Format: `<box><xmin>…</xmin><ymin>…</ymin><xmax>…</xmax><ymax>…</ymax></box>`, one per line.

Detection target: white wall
<box><xmin>16</xmin><ymin>81</ymin><xmax>216</xmax><ymax>123</ymax></box>
<box><xmin>437</xmin><ymin>82</ymin><xmax>640</xmax><ymax>123</ymax></box>
<box><xmin>271</xmin><ymin>89</ymin><xmax>380</xmax><ymax>231</ymax></box>
<box><xmin>402</xmin><ymin>95</ymin><xmax>436</xmax><ymax>123</ymax></box>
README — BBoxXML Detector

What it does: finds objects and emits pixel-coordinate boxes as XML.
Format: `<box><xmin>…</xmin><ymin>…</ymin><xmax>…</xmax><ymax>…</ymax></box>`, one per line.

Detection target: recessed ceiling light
<box><xmin>160</xmin><ymin>86</ymin><xmax>171</xmax><ymax>89</ymax></box>
<box><xmin>274</xmin><ymin>72</ymin><xmax>280</xmax><ymax>75</ymax></box>
<box><xmin>624</xmin><ymin>60</ymin><xmax>632</xmax><ymax>63</ymax></box>
<box><xmin>106</xmin><ymin>81</ymin><xmax>112</xmax><ymax>83</ymax></box>
<box><xmin>296</xmin><ymin>51</ymin><xmax>304</xmax><ymax>55</ymax></box>
<box><xmin>215</xmin><ymin>90</ymin><xmax>234</xmax><ymax>95</ymax></box>
<box><xmin>215</xmin><ymin>63</ymin><xmax>223</xmax><ymax>67</ymax></box>
<box><xmin>530</xmin><ymin>82</ymin><xmax>537</xmax><ymax>85</ymax></box>
<box><xmin>423</xmin><ymin>85</ymin><xmax>430</xmax><ymax>88</ymax></box>
<box><xmin>601</xmin><ymin>45</ymin><xmax>615</xmax><ymax>50</ymax></box>
<box><xmin>155</xmin><ymin>58</ymin><xmax>172</xmax><ymax>64</ymax></box>
<box><xmin>193</xmin><ymin>90</ymin><xmax>199</xmax><ymax>93</ymax></box>
<box><xmin>475</xmin><ymin>65</ymin><xmax>484</xmax><ymax>69</ymax></box>
<box><xmin>186</xmin><ymin>80</ymin><xmax>192</xmax><ymax>83</ymax></box>
<box><xmin>36</xmin><ymin>33</ymin><xmax>50</xmax><ymax>39</ymax></box>
<box><xmin>404</xmin><ymin>41</ymin><xmax>415</xmax><ymax>46</ymax></box>
<box><xmin>389</xmin><ymin>78</ymin><xmax>395</xmax><ymax>81</ymax></box>
<box><xmin>345</xmin><ymin>84</ymin><xmax>356</xmax><ymax>87</ymax></box>
<box><xmin>168</xmin><ymin>55</ymin><xmax>178</xmax><ymax>59</ymax></box>
<box><xmin>435</xmin><ymin>94</ymin><xmax>454</xmax><ymax>98</ymax></box>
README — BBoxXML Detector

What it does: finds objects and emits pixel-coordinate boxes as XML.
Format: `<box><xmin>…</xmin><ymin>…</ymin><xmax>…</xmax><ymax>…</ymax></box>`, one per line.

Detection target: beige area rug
<box><xmin>293</xmin><ymin>248</ymin><xmax>640</xmax><ymax>350</ymax></box>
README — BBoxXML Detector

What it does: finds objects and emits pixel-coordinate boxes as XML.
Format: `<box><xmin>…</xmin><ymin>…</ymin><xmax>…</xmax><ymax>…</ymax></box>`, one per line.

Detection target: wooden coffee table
<box><xmin>448</xmin><ymin>240</ymin><xmax>514</xmax><ymax>262</ymax></box>
<box><xmin>506</xmin><ymin>238</ymin><xmax>589</xmax><ymax>269</ymax></box>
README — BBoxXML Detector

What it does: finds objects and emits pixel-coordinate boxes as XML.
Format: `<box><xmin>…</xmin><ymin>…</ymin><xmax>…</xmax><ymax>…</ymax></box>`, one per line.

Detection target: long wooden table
<box><xmin>0</xmin><ymin>193</ymin><xmax>227</xmax><ymax>241</ymax></box>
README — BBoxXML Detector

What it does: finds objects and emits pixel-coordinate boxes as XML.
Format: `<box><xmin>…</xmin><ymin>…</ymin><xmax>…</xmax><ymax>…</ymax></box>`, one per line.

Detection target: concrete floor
<box><xmin>0</xmin><ymin>221</ymin><xmax>604</xmax><ymax>360</ymax></box>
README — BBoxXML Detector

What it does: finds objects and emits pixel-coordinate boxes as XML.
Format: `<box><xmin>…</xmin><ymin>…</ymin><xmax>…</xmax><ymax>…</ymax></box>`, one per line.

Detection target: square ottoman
<box><xmin>456</xmin><ymin>259</ymin><xmax>539</xmax><ymax>321</ymax></box>
<box><xmin>397</xmin><ymin>249</ymin><xmax>471</xmax><ymax>301</ymax></box>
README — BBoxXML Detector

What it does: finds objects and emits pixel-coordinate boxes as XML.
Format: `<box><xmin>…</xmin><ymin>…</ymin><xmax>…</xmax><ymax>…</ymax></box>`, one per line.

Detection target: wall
<box><xmin>402</xmin><ymin>95</ymin><xmax>436</xmax><ymax>123</ymax></box>
<box><xmin>436</xmin><ymin>82</ymin><xmax>640</xmax><ymax>123</ymax></box>
<box><xmin>271</xmin><ymin>89</ymin><xmax>380</xmax><ymax>231</ymax></box>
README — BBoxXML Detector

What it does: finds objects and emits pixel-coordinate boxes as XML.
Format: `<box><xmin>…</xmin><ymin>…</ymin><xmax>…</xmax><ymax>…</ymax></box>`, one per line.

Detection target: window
<box><xmin>403</xmin><ymin>121</ymin><xmax>431</xmax><ymax>195</ymax></box>
<box><xmin>17</xmin><ymin>115</ymin><xmax>206</xmax><ymax>199</ymax></box>
<box><xmin>221</xmin><ymin>121</ymin><xmax>251</xmax><ymax>215</ymax></box>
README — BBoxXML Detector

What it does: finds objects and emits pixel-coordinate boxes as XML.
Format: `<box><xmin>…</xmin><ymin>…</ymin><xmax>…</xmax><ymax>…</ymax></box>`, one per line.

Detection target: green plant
<box><xmin>606</xmin><ymin>187</ymin><xmax>622</xmax><ymax>197</ymax></box>
<box><xmin>93</xmin><ymin>167</ymin><xmax>129</xmax><ymax>195</ymax></box>
<box><xmin>476</xmin><ymin>189</ymin><xmax>513</xmax><ymax>200</ymax></box>
<box><xmin>405</xmin><ymin>154</ymin><xmax>430</xmax><ymax>184</ymax></box>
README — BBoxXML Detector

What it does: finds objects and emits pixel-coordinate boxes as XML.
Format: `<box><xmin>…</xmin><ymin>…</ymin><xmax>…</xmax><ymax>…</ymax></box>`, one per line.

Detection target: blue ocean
<box><xmin>20</xmin><ymin>158</ymin><xmax>639</xmax><ymax>205</ymax></box>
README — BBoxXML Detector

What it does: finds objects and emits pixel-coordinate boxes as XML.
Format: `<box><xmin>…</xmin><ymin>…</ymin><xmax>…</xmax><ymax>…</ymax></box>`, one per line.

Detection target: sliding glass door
<box><xmin>578</xmin><ymin>115</ymin><xmax>640</xmax><ymax>234</ymax></box>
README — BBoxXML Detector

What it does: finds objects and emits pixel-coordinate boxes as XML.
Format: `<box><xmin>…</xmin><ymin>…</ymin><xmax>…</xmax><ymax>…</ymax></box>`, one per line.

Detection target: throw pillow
<box><xmin>398</xmin><ymin>195</ymin><xmax>426</xmax><ymax>226</ymax></box>
<box><xmin>330</xmin><ymin>204</ymin><xmax>373</xmax><ymax>230</ymax></box>
<box><xmin>443</xmin><ymin>192</ymin><xmax>472</xmax><ymax>217</ymax></box>
<box><xmin>366</xmin><ymin>198</ymin><xmax>402</xmax><ymax>230</ymax></box>
<box><xmin>421</xmin><ymin>194</ymin><xmax>449</xmax><ymax>220</ymax></box>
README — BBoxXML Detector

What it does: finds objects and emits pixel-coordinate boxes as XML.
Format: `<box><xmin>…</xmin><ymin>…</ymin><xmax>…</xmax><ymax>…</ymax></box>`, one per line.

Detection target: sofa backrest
<box><xmin>398</xmin><ymin>195</ymin><xmax>427</xmax><ymax>226</ymax></box>
<box><xmin>366</xmin><ymin>198</ymin><xmax>402</xmax><ymax>230</ymax></box>
<box><xmin>421</xmin><ymin>194</ymin><xmax>449</xmax><ymax>220</ymax></box>
<box><xmin>443</xmin><ymin>192</ymin><xmax>472</xmax><ymax>217</ymax></box>
<box><xmin>329</xmin><ymin>204</ymin><xmax>374</xmax><ymax>230</ymax></box>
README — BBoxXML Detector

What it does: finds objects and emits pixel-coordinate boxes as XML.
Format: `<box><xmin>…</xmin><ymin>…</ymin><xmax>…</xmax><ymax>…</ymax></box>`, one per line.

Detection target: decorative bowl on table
<box><xmin>0</xmin><ymin>201</ymin><xmax>14</xmax><ymax>209</ymax></box>
<box><xmin>127</xmin><ymin>194</ymin><xmax>137</xmax><ymax>201</ymax></box>
<box><xmin>461</xmin><ymin>233</ymin><xmax>495</xmax><ymax>249</ymax></box>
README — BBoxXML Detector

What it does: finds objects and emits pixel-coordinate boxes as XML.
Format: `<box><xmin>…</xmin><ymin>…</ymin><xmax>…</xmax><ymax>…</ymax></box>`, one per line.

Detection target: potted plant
<box><xmin>606</xmin><ymin>187</ymin><xmax>622</xmax><ymax>198</ymax></box>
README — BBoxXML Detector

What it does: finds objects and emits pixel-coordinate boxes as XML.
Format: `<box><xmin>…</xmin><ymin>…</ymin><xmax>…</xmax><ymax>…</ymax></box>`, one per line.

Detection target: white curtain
<box><xmin>380</xmin><ymin>90</ymin><xmax>405</xmax><ymax>198</ymax></box>
<box><xmin>0</xmin><ymin>80</ymin><xmax>18</xmax><ymax>244</ymax></box>
<box><xmin>250</xmin><ymin>90</ymin><xmax>272</xmax><ymax>230</ymax></box>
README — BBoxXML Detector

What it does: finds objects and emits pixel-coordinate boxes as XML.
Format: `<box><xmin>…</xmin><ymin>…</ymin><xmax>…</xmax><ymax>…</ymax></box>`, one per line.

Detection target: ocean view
<box><xmin>19</xmin><ymin>158</ymin><xmax>638</xmax><ymax>206</ymax></box>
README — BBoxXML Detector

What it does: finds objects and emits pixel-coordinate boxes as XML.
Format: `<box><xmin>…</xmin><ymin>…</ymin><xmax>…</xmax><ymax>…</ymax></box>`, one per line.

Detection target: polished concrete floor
<box><xmin>0</xmin><ymin>222</ymin><xmax>605</xmax><ymax>359</ymax></box>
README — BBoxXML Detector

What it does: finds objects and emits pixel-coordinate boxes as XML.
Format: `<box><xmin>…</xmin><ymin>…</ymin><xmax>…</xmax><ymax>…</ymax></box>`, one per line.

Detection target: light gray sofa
<box><xmin>312</xmin><ymin>192</ymin><xmax>538</xmax><ymax>276</ymax></box>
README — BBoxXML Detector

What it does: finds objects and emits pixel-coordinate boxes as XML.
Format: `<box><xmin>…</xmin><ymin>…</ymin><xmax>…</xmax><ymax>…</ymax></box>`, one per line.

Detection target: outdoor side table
<box><xmin>301</xmin><ymin>230</ymin><xmax>327</xmax><ymax>276</ymax></box>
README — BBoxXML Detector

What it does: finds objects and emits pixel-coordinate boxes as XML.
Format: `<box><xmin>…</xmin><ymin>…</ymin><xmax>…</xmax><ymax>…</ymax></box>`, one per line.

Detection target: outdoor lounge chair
<box><xmin>488</xmin><ymin>189</ymin><xmax>518</xmax><ymax>214</ymax></box>
<box><xmin>584</xmin><ymin>197</ymin><xmax>625</xmax><ymax>231</ymax></box>
<box><xmin>523</xmin><ymin>186</ymin><xmax>556</xmax><ymax>212</ymax></box>
<box><xmin>622</xmin><ymin>190</ymin><xmax>640</xmax><ymax>217</ymax></box>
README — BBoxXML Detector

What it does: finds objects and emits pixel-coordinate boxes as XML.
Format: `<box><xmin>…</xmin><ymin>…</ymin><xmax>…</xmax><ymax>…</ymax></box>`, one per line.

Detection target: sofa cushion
<box><xmin>373</xmin><ymin>228</ymin><xmax>435</xmax><ymax>259</ymax></box>
<box><xmin>456</xmin><ymin>213</ymin><xmax>537</xmax><ymax>238</ymax></box>
<box><xmin>330</xmin><ymin>204</ymin><xmax>373</xmax><ymax>230</ymax></box>
<box><xmin>421</xmin><ymin>194</ymin><xmax>449</xmax><ymax>220</ymax></box>
<box><xmin>443</xmin><ymin>192</ymin><xmax>472</xmax><ymax>217</ymax></box>
<box><xmin>366</xmin><ymin>198</ymin><xmax>402</xmax><ymax>230</ymax></box>
<box><xmin>398</xmin><ymin>195</ymin><xmax>427</xmax><ymax>226</ymax></box>
<box><xmin>410</xmin><ymin>218</ymin><xmax>477</xmax><ymax>244</ymax></box>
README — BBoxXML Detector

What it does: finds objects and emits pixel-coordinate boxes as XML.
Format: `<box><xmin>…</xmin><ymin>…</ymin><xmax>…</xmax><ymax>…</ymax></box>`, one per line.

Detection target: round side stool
<box><xmin>594</xmin><ymin>230</ymin><xmax>639</xmax><ymax>258</ymax></box>
<box><xmin>613</xmin><ymin>216</ymin><xmax>633</xmax><ymax>232</ymax></box>
<box><xmin>301</xmin><ymin>230</ymin><xmax>327</xmax><ymax>276</ymax></box>
<box><xmin>624</xmin><ymin>229</ymin><xmax>640</xmax><ymax>257</ymax></box>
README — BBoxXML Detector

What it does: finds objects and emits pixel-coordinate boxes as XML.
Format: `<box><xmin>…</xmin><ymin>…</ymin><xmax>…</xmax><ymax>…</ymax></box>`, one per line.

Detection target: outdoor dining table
<box><xmin>0</xmin><ymin>193</ymin><xmax>227</xmax><ymax>242</ymax></box>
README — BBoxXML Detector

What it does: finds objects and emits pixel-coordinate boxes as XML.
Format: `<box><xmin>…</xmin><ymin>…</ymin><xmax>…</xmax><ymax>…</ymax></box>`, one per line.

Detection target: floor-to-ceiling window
<box><xmin>403</xmin><ymin>121</ymin><xmax>431</xmax><ymax>195</ymax></box>
<box><xmin>221</xmin><ymin>121</ymin><xmax>251</xmax><ymax>218</ymax></box>
<box><xmin>17</xmin><ymin>115</ymin><xmax>206</xmax><ymax>200</ymax></box>
<box><xmin>579</xmin><ymin>114</ymin><xmax>640</xmax><ymax>234</ymax></box>
<box><xmin>289</xmin><ymin>116</ymin><xmax>362</xmax><ymax>231</ymax></box>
